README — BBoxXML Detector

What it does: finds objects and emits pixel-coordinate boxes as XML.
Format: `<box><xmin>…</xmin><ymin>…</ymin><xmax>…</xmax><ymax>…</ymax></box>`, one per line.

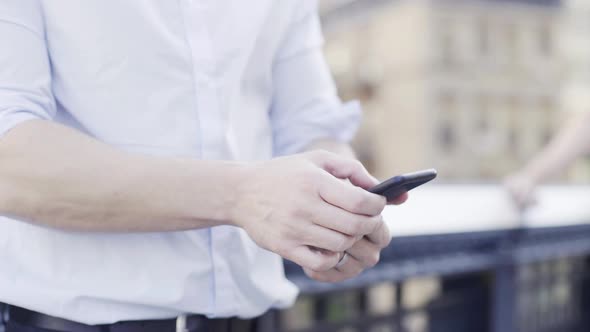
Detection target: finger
<box><xmin>365</xmin><ymin>217</ymin><xmax>391</xmax><ymax>249</ymax></box>
<box><xmin>312</xmin><ymin>203</ymin><xmax>382</xmax><ymax>237</ymax></box>
<box><xmin>346</xmin><ymin>238</ymin><xmax>382</xmax><ymax>268</ymax></box>
<box><xmin>335</xmin><ymin>253</ymin><xmax>366</xmax><ymax>275</ymax></box>
<box><xmin>303</xmin><ymin>267</ymin><xmax>340</xmax><ymax>283</ymax></box>
<box><xmin>304</xmin><ymin>267</ymin><xmax>351</xmax><ymax>283</ymax></box>
<box><xmin>318</xmin><ymin>174</ymin><xmax>386</xmax><ymax>216</ymax></box>
<box><xmin>304</xmin><ymin>254</ymin><xmax>365</xmax><ymax>283</ymax></box>
<box><xmin>521</xmin><ymin>194</ymin><xmax>537</xmax><ymax>210</ymax></box>
<box><xmin>389</xmin><ymin>192</ymin><xmax>409</xmax><ymax>205</ymax></box>
<box><xmin>289</xmin><ymin>246</ymin><xmax>340</xmax><ymax>272</ymax></box>
<box><xmin>513</xmin><ymin>189</ymin><xmax>531</xmax><ymax>209</ymax></box>
<box><xmin>303</xmin><ymin>225</ymin><xmax>356</xmax><ymax>253</ymax></box>
<box><xmin>311</xmin><ymin>151</ymin><xmax>379</xmax><ymax>190</ymax></box>
<box><xmin>503</xmin><ymin>176</ymin><xmax>537</xmax><ymax>210</ymax></box>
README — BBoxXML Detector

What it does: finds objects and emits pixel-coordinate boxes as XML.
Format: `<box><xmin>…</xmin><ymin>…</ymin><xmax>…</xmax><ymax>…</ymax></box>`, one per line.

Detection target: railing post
<box><xmin>257</xmin><ymin>309</ymin><xmax>279</xmax><ymax>332</ymax></box>
<box><xmin>0</xmin><ymin>303</ymin><xmax>6</xmax><ymax>332</ymax></box>
<box><xmin>394</xmin><ymin>283</ymin><xmax>404</xmax><ymax>332</ymax></box>
<box><xmin>492</xmin><ymin>262</ymin><xmax>518</xmax><ymax>332</ymax></box>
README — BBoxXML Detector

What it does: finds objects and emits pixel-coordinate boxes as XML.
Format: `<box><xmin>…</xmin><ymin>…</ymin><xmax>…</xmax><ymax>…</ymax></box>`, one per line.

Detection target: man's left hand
<box><xmin>303</xmin><ymin>192</ymin><xmax>408</xmax><ymax>283</ymax></box>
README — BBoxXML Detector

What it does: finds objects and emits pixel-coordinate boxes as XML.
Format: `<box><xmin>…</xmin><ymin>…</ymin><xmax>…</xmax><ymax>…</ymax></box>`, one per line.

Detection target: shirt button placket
<box><xmin>183</xmin><ymin>0</ymin><xmax>236</xmax><ymax>316</ymax></box>
<box><xmin>184</xmin><ymin>0</ymin><xmax>225</xmax><ymax>160</ymax></box>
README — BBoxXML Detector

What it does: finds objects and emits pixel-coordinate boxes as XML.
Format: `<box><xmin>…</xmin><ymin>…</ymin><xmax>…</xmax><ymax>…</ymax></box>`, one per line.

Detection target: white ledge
<box><xmin>383</xmin><ymin>184</ymin><xmax>590</xmax><ymax>237</ymax></box>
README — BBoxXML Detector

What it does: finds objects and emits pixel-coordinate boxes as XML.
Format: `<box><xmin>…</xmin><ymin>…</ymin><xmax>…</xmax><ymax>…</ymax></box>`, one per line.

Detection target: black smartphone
<box><xmin>368</xmin><ymin>169</ymin><xmax>437</xmax><ymax>201</ymax></box>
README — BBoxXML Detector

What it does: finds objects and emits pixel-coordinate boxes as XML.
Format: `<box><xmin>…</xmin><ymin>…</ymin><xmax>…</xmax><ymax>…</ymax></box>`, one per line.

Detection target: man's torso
<box><xmin>0</xmin><ymin>1</ymin><xmax>303</xmax><ymax>324</ymax></box>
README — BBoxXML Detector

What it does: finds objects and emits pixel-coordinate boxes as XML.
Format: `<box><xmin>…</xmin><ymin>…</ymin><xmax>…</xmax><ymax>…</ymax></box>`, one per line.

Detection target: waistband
<box><xmin>4</xmin><ymin>305</ymin><xmax>258</xmax><ymax>332</ymax></box>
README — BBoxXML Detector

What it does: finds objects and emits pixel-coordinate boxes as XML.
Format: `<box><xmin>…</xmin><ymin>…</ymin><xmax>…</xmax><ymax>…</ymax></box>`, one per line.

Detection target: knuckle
<box><xmin>306</xmin><ymin>150</ymin><xmax>330</xmax><ymax>163</ymax></box>
<box><xmin>328</xmin><ymin>275</ymin><xmax>344</xmax><ymax>283</ymax></box>
<box><xmin>376</xmin><ymin>196</ymin><xmax>387</xmax><ymax>210</ymax></box>
<box><xmin>295</xmin><ymin>170</ymin><xmax>319</xmax><ymax>191</ymax></box>
<box><xmin>306</xmin><ymin>269</ymin><xmax>332</xmax><ymax>283</ymax></box>
<box><xmin>380</xmin><ymin>228</ymin><xmax>392</xmax><ymax>248</ymax></box>
<box><xmin>351</xmin><ymin>194</ymin><xmax>370</xmax><ymax>214</ymax></box>
<box><xmin>352</xmin><ymin>266</ymin><xmax>365</xmax><ymax>277</ymax></box>
<box><xmin>355</xmin><ymin>192</ymin><xmax>385</xmax><ymax>216</ymax></box>
<box><xmin>347</xmin><ymin>220</ymin><xmax>365</xmax><ymax>236</ymax></box>
<box><xmin>379</xmin><ymin>237</ymin><xmax>392</xmax><ymax>249</ymax></box>
<box><xmin>366</xmin><ymin>252</ymin><xmax>380</xmax><ymax>267</ymax></box>
<box><xmin>374</xmin><ymin>220</ymin><xmax>392</xmax><ymax>248</ymax></box>
<box><xmin>339</xmin><ymin>267</ymin><xmax>362</xmax><ymax>281</ymax></box>
<box><xmin>305</xmin><ymin>269</ymin><xmax>321</xmax><ymax>280</ymax></box>
<box><xmin>305</xmin><ymin>260</ymin><xmax>320</xmax><ymax>271</ymax></box>
<box><xmin>344</xmin><ymin>235</ymin><xmax>357</xmax><ymax>249</ymax></box>
<box><xmin>290</xmin><ymin>204</ymin><xmax>311</xmax><ymax>221</ymax></box>
<box><xmin>304</xmin><ymin>150</ymin><xmax>321</xmax><ymax>161</ymax></box>
<box><xmin>371</xmin><ymin>216</ymin><xmax>386</xmax><ymax>234</ymax></box>
<box><xmin>352</xmin><ymin>160</ymin><xmax>364</xmax><ymax>172</ymax></box>
<box><xmin>309</xmin><ymin>169</ymin><xmax>328</xmax><ymax>185</ymax></box>
<box><xmin>360</xmin><ymin>219</ymin><xmax>378</xmax><ymax>237</ymax></box>
<box><xmin>370</xmin><ymin>196</ymin><xmax>387</xmax><ymax>214</ymax></box>
<box><xmin>330</xmin><ymin>239</ymin><xmax>344</xmax><ymax>253</ymax></box>
<box><xmin>309</xmin><ymin>257</ymin><xmax>333</xmax><ymax>272</ymax></box>
<box><xmin>316</xmin><ymin>275</ymin><xmax>334</xmax><ymax>283</ymax></box>
<box><xmin>335</xmin><ymin>235</ymin><xmax>355</xmax><ymax>252</ymax></box>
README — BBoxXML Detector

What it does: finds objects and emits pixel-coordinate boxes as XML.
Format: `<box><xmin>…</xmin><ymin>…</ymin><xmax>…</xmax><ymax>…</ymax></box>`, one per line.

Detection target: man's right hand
<box><xmin>231</xmin><ymin>150</ymin><xmax>387</xmax><ymax>274</ymax></box>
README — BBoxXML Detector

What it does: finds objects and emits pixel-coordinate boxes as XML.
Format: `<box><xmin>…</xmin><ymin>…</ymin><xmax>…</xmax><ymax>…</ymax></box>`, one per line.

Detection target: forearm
<box><xmin>520</xmin><ymin>111</ymin><xmax>590</xmax><ymax>183</ymax></box>
<box><xmin>0</xmin><ymin>120</ymin><xmax>244</xmax><ymax>232</ymax></box>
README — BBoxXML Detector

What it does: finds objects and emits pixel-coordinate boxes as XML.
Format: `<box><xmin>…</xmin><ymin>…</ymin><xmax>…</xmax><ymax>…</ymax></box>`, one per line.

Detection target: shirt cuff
<box><xmin>273</xmin><ymin>100</ymin><xmax>362</xmax><ymax>156</ymax></box>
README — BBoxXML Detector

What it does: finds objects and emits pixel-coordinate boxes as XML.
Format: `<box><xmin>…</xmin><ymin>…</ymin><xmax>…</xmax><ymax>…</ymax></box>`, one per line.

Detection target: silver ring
<box><xmin>335</xmin><ymin>252</ymin><xmax>348</xmax><ymax>269</ymax></box>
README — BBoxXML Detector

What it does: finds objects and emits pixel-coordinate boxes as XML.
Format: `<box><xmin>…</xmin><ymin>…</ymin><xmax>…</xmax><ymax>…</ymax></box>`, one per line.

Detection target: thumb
<box><xmin>310</xmin><ymin>151</ymin><xmax>378</xmax><ymax>190</ymax></box>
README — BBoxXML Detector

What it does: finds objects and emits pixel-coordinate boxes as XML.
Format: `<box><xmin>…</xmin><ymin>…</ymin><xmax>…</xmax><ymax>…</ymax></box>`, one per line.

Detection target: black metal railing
<box><xmin>267</xmin><ymin>224</ymin><xmax>590</xmax><ymax>332</ymax></box>
<box><xmin>0</xmin><ymin>224</ymin><xmax>589</xmax><ymax>332</ymax></box>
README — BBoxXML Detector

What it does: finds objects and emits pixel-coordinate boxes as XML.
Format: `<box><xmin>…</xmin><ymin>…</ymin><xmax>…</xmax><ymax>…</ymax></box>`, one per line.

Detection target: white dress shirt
<box><xmin>0</xmin><ymin>0</ymin><xmax>361</xmax><ymax>325</ymax></box>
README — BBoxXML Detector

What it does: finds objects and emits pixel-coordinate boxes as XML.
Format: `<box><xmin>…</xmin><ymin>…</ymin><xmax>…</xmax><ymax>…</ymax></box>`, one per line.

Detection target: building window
<box><xmin>438</xmin><ymin>21</ymin><xmax>455</xmax><ymax>67</ymax></box>
<box><xmin>538</xmin><ymin>96</ymin><xmax>556</xmax><ymax>145</ymax></box>
<box><xmin>541</xmin><ymin>128</ymin><xmax>553</xmax><ymax>146</ymax></box>
<box><xmin>438</xmin><ymin>93</ymin><xmax>457</xmax><ymax>151</ymax></box>
<box><xmin>477</xmin><ymin>19</ymin><xmax>491</xmax><ymax>55</ymax></box>
<box><xmin>505</xmin><ymin>23</ymin><xmax>519</xmax><ymax>62</ymax></box>
<box><xmin>439</xmin><ymin>123</ymin><xmax>456</xmax><ymax>151</ymax></box>
<box><xmin>507</xmin><ymin>96</ymin><xmax>522</xmax><ymax>155</ymax></box>
<box><xmin>507</xmin><ymin>95</ymin><xmax>521</xmax><ymax>112</ymax></box>
<box><xmin>538</xmin><ymin>96</ymin><xmax>555</xmax><ymax>113</ymax></box>
<box><xmin>507</xmin><ymin>128</ymin><xmax>520</xmax><ymax>155</ymax></box>
<box><xmin>476</xmin><ymin>95</ymin><xmax>490</xmax><ymax>132</ymax></box>
<box><xmin>538</xmin><ymin>23</ymin><xmax>553</xmax><ymax>57</ymax></box>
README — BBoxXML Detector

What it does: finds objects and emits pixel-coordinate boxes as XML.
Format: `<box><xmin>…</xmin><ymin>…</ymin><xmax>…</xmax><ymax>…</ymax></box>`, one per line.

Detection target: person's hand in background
<box><xmin>504</xmin><ymin>172</ymin><xmax>539</xmax><ymax>210</ymax></box>
<box><xmin>504</xmin><ymin>112</ymin><xmax>590</xmax><ymax>210</ymax></box>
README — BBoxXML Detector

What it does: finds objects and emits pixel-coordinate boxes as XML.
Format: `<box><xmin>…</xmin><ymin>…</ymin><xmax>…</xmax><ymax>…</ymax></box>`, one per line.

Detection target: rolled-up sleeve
<box><xmin>0</xmin><ymin>0</ymin><xmax>55</xmax><ymax>138</ymax></box>
<box><xmin>270</xmin><ymin>1</ymin><xmax>361</xmax><ymax>156</ymax></box>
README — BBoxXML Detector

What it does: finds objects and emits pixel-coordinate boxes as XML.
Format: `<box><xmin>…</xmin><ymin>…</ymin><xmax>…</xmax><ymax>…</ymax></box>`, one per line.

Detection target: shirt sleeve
<box><xmin>270</xmin><ymin>0</ymin><xmax>362</xmax><ymax>156</ymax></box>
<box><xmin>0</xmin><ymin>0</ymin><xmax>55</xmax><ymax>138</ymax></box>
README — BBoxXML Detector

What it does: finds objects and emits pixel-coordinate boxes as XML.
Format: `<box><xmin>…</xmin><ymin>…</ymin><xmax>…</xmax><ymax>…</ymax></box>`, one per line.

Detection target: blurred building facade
<box><xmin>560</xmin><ymin>0</ymin><xmax>590</xmax><ymax>179</ymax></box>
<box><xmin>321</xmin><ymin>0</ymin><xmax>590</xmax><ymax>181</ymax></box>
